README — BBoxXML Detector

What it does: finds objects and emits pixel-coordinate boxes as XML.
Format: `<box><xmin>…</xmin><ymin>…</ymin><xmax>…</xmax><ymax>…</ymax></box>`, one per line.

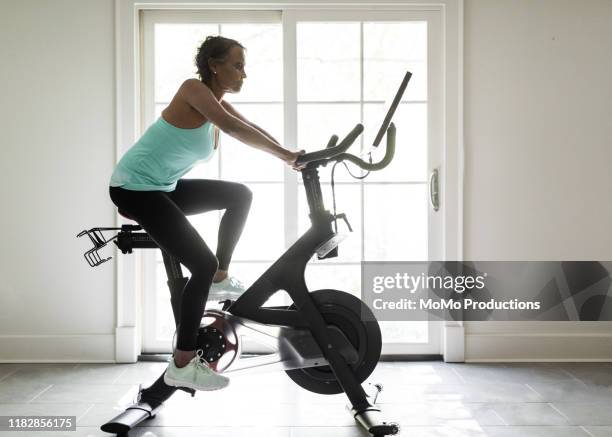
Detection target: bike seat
<box><xmin>118</xmin><ymin>209</ymin><xmax>136</xmax><ymax>221</ymax></box>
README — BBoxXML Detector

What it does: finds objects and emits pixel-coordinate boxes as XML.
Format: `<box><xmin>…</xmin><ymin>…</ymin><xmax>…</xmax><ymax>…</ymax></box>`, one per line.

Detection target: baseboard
<box><xmin>4</xmin><ymin>332</ymin><xmax>611</xmax><ymax>363</ymax></box>
<box><xmin>465</xmin><ymin>332</ymin><xmax>612</xmax><ymax>362</ymax></box>
<box><xmin>115</xmin><ymin>326</ymin><xmax>139</xmax><ymax>363</ymax></box>
<box><xmin>0</xmin><ymin>334</ymin><xmax>115</xmax><ymax>363</ymax></box>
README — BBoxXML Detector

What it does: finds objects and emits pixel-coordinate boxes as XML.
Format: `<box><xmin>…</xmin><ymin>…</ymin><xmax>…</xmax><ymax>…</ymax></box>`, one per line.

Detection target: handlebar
<box><xmin>295</xmin><ymin>124</ymin><xmax>363</xmax><ymax>166</ymax></box>
<box><xmin>337</xmin><ymin>123</ymin><xmax>395</xmax><ymax>171</ymax></box>
<box><xmin>294</xmin><ymin>122</ymin><xmax>396</xmax><ymax>171</ymax></box>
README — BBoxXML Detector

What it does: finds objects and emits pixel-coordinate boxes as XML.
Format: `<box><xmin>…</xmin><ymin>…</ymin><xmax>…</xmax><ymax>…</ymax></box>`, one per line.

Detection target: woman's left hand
<box><xmin>286</xmin><ymin>150</ymin><xmax>306</xmax><ymax>171</ymax></box>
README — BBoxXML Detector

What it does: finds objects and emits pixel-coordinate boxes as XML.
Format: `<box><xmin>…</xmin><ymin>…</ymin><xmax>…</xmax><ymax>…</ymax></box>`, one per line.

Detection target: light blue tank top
<box><xmin>109</xmin><ymin>116</ymin><xmax>216</xmax><ymax>192</ymax></box>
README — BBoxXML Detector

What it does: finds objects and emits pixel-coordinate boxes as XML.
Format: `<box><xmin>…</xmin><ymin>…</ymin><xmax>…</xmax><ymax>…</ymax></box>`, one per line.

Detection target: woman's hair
<box><xmin>195</xmin><ymin>35</ymin><xmax>245</xmax><ymax>84</ymax></box>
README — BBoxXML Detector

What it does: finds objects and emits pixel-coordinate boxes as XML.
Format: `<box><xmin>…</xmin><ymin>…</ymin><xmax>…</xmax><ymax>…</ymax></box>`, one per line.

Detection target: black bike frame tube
<box><xmin>302</xmin><ymin>167</ymin><xmax>326</xmax><ymax>217</ymax></box>
<box><xmin>228</xmin><ymin>222</ymin><xmax>333</xmax><ymax>327</ymax></box>
<box><xmin>227</xmin><ymin>220</ymin><xmax>371</xmax><ymax>410</ymax></box>
<box><xmin>228</xmin><ymin>168</ymin><xmax>372</xmax><ymax>411</ymax></box>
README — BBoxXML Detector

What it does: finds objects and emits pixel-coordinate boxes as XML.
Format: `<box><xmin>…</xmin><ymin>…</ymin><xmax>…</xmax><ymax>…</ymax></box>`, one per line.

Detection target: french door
<box><xmin>138</xmin><ymin>8</ymin><xmax>444</xmax><ymax>356</ymax></box>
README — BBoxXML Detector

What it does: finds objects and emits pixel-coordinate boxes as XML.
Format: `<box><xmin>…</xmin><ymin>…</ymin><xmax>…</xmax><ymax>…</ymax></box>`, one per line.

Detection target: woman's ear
<box><xmin>208</xmin><ymin>59</ymin><xmax>217</xmax><ymax>76</ymax></box>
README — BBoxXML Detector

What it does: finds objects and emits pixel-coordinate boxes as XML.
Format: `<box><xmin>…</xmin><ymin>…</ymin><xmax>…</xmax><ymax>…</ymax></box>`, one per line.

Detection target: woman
<box><xmin>109</xmin><ymin>36</ymin><xmax>304</xmax><ymax>391</ymax></box>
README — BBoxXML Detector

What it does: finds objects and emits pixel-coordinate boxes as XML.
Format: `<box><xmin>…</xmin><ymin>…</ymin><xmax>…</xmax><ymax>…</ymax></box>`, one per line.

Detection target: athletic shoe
<box><xmin>208</xmin><ymin>275</ymin><xmax>247</xmax><ymax>301</ymax></box>
<box><xmin>163</xmin><ymin>349</ymin><xmax>229</xmax><ymax>391</ymax></box>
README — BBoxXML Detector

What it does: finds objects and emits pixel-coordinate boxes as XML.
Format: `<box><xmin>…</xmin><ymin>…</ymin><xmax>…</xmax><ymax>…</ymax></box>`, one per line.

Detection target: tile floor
<box><xmin>0</xmin><ymin>360</ymin><xmax>611</xmax><ymax>436</ymax></box>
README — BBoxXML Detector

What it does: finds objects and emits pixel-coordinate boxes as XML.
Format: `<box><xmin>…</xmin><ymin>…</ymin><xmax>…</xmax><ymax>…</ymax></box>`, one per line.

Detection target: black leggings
<box><xmin>109</xmin><ymin>179</ymin><xmax>252</xmax><ymax>351</ymax></box>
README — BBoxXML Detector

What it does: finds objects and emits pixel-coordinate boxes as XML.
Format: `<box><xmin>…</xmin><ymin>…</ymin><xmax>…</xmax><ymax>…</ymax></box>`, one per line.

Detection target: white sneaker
<box><xmin>208</xmin><ymin>276</ymin><xmax>247</xmax><ymax>301</ymax></box>
<box><xmin>164</xmin><ymin>349</ymin><xmax>230</xmax><ymax>391</ymax></box>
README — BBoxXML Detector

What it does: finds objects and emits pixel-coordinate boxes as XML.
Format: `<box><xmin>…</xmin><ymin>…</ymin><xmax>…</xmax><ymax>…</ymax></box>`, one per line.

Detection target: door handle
<box><xmin>429</xmin><ymin>168</ymin><xmax>440</xmax><ymax>212</ymax></box>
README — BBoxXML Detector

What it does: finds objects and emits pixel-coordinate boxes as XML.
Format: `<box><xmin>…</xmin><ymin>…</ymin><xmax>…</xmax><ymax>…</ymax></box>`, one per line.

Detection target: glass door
<box><xmin>287</xmin><ymin>9</ymin><xmax>444</xmax><ymax>355</ymax></box>
<box><xmin>140</xmin><ymin>10</ymin><xmax>284</xmax><ymax>352</ymax></box>
<box><xmin>139</xmin><ymin>8</ymin><xmax>444</xmax><ymax>356</ymax></box>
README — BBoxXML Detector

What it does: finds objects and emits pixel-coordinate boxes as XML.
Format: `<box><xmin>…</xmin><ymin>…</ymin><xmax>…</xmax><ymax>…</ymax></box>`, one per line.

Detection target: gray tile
<box><xmin>445</xmin><ymin>363</ymin><xmax>511</xmax><ymax>384</ymax></box>
<box><xmin>148</xmin><ymin>368</ymin><xmax>369</xmax><ymax>406</ymax></box>
<box><xmin>112</xmin><ymin>362</ymin><xmax>172</xmax><ymax>385</ymax></box>
<box><xmin>375</xmin><ymin>420</ymin><xmax>492</xmax><ymax>437</ymax></box>
<box><xmin>291</xmin><ymin>422</ymin><xmax>492</xmax><ymax>437</ymax></box>
<box><xmin>0</xmin><ymin>378</ymin><xmax>52</xmax><ymax>403</ymax></box>
<box><xmin>367</xmin><ymin>362</ymin><xmax>464</xmax><ymax>385</ymax></box>
<box><xmin>76</xmin><ymin>402</ymin><xmax>145</xmax><ymax>427</ymax></box>
<box><xmin>0</xmin><ymin>402</ymin><xmax>91</xmax><ymax>418</ymax></box>
<box><xmin>81</xmin><ymin>400</ymin><xmax>501</xmax><ymax>431</ymax></box>
<box><xmin>384</xmin><ymin>402</ymin><xmax>505</xmax><ymax>426</ymax></box>
<box><xmin>3</xmin><ymin>360</ymin><xmax>612</xmax><ymax>437</ymax></box>
<box><xmin>290</xmin><ymin>426</ymin><xmax>373</xmax><ymax>437</ymax></box>
<box><xmin>479</xmin><ymin>426</ymin><xmax>591</xmax><ymax>437</ymax></box>
<box><xmin>0</xmin><ymin>427</ymin><xmax>109</xmax><ymax>437</ymax></box>
<box><xmin>0</xmin><ymin>365</ymin><xmax>19</xmax><ymax>383</ymax></box>
<box><xmin>527</xmin><ymin>381</ymin><xmax>612</xmax><ymax>403</ymax></box>
<box><xmin>132</xmin><ymin>427</ymin><xmax>290</xmax><ymax>437</ymax></box>
<box><xmin>5</xmin><ymin>363</ymin><xmax>127</xmax><ymax>385</ymax></box>
<box><xmin>551</xmin><ymin>402</ymin><xmax>612</xmax><ymax>425</ymax></box>
<box><xmin>491</xmin><ymin>403</ymin><xmax>568</xmax><ymax>425</ymax></box>
<box><xmin>584</xmin><ymin>426</ymin><xmax>612</xmax><ymax>437</ymax></box>
<box><xmin>29</xmin><ymin>383</ymin><xmax>138</xmax><ymax>404</ymax></box>
<box><xmin>560</xmin><ymin>364</ymin><xmax>612</xmax><ymax>387</ymax></box>
<box><xmin>121</xmin><ymin>399</ymin><xmax>357</xmax><ymax>427</ymax></box>
<box><xmin>374</xmin><ymin>382</ymin><xmax>543</xmax><ymax>403</ymax></box>
<box><xmin>447</xmin><ymin>363</ymin><xmax>575</xmax><ymax>385</ymax></box>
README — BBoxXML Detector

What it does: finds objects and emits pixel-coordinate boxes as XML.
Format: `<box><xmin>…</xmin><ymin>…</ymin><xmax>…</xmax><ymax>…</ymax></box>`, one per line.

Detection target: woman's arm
<box><xmin>181</xmin><ymin>79</ymin><xmax>297</xmax><ymax>163</ymax></box>
<box><xmin>221</xmin><ymin>100</ymin><xmax>282</xmax><ymax>146</ymax></box>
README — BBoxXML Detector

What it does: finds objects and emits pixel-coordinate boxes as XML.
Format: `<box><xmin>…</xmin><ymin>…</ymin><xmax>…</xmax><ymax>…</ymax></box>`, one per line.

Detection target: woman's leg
<box><xmin>166</xmin><ymin>179</ymin><xmax>253</xmax><ymax>275</ymax></box>
<box><xmin>109</xmin><ymin>186</ymin><xmax>218</xmax><ymax>365</ymax></box>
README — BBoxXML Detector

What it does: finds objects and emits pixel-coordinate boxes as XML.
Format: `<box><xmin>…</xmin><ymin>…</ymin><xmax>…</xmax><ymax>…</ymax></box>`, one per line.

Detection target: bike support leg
<box><xmin>289</xmin><ymin>281</ymin><xmax>399</xmax><ymax>436</ymax></box>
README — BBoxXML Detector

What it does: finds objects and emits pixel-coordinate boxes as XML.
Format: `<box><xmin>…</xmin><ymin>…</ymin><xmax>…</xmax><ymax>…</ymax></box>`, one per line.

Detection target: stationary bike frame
<box><xmin>78</xmin><ymin>131</ymin><xmax>397</xmax><ymax>436</ymax></box>
<box><xmin>79</xmin><ymin>71</ymin><xmax>411</xmax><ymax>437</ymax></box>
<box><xmin>79</xmin><ymin>159</ymin><xmax>396</xmax><ymax>436</ymax></box>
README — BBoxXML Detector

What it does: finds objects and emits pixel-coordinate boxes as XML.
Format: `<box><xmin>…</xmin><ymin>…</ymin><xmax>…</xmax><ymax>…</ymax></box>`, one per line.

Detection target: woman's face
<box><xmin>213</xmin><ymin>46</ymin><xmax>247</xmax><ymax>93</ymax></box>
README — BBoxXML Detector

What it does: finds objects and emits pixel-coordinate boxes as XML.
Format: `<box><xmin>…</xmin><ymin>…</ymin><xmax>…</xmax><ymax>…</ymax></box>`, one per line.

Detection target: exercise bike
<box><xmin>77</xmin><ymin>71</ymin><xmax>412</xmax><ymax>437</ymax></box>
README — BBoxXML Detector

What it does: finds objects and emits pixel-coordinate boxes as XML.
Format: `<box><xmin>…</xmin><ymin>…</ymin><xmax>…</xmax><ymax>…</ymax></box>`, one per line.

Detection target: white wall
<box><xmin>0</xmin><ymin>0</ymin><xmax>116</xmax><ymax>361</ymax></box>
<box><xmin>0</xmin><ymin>0</ymin><xmax>610</xmax><ymax>362</ymax></box>
<box><xmin>463</xmin><ymin>0</ymin><xmax>612</xmax><ymax>361</ymax></box>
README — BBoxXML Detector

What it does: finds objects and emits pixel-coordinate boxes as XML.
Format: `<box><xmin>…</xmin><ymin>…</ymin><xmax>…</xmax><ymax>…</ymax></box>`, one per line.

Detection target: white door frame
<box><xmin>113</xmin><ymin>0</ymin><xmax>464</xmax><ymax>363</ymax></box>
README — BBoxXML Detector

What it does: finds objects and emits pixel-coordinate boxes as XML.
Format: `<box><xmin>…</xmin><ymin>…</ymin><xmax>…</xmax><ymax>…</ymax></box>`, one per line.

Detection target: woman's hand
<box><xmin>285</xmin><ymin>150</ymin><xmax>306</xmax><ymax>171</ymax></box>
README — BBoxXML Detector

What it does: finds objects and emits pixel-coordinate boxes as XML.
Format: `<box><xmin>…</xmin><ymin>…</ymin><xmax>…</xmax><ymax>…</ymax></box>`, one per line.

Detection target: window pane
<box><xmin>305</xmin><ymin>264</ymin><xmax>362</xmax><ymax>298</ymax></box>
<box><xmin>232</xmin><ymin>183</ymin><xmax>284</xmax><ymax>260</ymax></box>
<box><xmin>298</xmin><ymin>183</ymin><xmax>362</xmax><ymax>263</ymax></box>
<box><xmin>363</xmin><ymin>103</ymin><xmax>427</xmax><ymax>182</ymax></box>
<box><xmin>220</xmin><ymin>24</ymin><xmax>283</xmax><ymax>102</ymax></box>
<box><xmin>297</xmin><ymin>22</ymin><xmax>360</xmax><ymax>101</ymax></box>
<box><xmin>220</xmin><ymin>103</ymin><xmax>284</xmax><ymax>182</ymax></box>
<box><xmin>363</xmin><ymin>21</ymin><xmax>427</xmax><ymax>101</ymax></box>
<box><xmin>224</xmin><ymin>262</ymin><xmax>288</xmax><ymax>306</ymax></box>
<box><xmin>364</xmin><ymin>184</ymin><xmax>428</xmax><ymax>261</ymax></box>
<box><xmin>298</xmin><ymin>103</ymin><xmax>362</xmax><ymax>182</ymax></box>
<box><xmin>155</xmin><ymin>24</ymin><xmax>218</xmax><ymax>102</ymax></box>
